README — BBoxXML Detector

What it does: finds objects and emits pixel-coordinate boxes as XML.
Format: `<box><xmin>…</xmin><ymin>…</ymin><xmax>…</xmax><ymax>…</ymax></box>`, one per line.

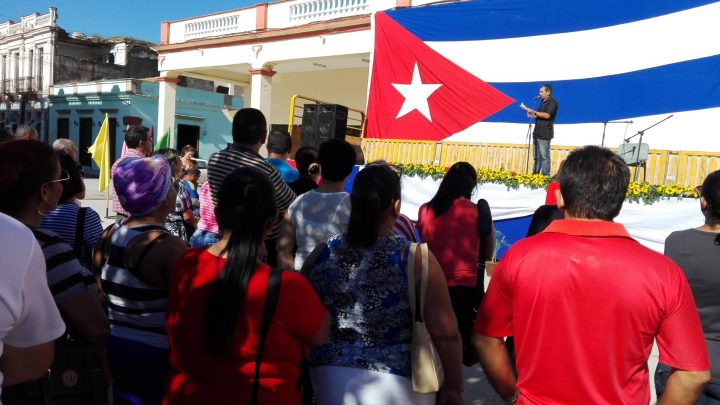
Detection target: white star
<box><xmin>392</xmin><ymin>63</ymin><xmax>442</xmax><ymax>122</ymax></box>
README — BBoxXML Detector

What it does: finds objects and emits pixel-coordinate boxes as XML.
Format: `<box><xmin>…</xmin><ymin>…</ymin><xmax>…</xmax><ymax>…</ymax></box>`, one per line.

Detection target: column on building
<box><xmin>248</xmin><ymin>64</ymin><xmax>276</xmax><ymax>125</ymax></box>
<box><xmin>157</xmin><ymin>72</ymin><xmax>178</xmax><ymax>148</ymax></box>
<box><xmin>248</xmin><ymin>65</ymin><xmax>276</xmax><ymax>157</ymax></box>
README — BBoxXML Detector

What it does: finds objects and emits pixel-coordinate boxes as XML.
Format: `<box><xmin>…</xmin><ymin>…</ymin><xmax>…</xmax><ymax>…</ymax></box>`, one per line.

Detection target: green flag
<box><xmin>155</xmin><ymin>127</ymin><xmax>171</xmax><ymax>150</ymax></box>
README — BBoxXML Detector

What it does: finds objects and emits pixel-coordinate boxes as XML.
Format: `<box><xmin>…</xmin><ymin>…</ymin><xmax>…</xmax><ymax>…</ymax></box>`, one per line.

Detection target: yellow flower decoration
<box><xmin>392</xmin><ymin>162</ymin><xmax>698</xmax><ymax>205</ymax></box>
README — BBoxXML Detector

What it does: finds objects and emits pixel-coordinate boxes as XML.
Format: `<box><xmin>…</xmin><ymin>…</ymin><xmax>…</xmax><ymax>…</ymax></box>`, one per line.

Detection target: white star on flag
<box><xmin>392</xmin><ymin>63</ymin><xmax>442</xmax><ymax>122</ymax></box>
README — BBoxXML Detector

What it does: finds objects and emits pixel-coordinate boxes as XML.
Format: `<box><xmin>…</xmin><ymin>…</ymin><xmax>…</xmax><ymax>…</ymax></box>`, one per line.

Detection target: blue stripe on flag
<box><xmin>386</xmin><ymin>0</ymin><xmax>717</xmax><ymax>41</ymax></box>
<box><xmin>485</xmin><ymin>54</ymin><xmax>720</xmax><ymax>124</ymax></box>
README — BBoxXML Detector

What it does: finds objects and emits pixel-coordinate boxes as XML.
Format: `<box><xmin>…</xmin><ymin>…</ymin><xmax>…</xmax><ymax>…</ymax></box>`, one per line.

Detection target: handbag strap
<box><xmin>251</xmin><ymin>267</ymin><xmax>283</xmax><ymax>405</ymax></box>
<box><xmin>407</xmin><ymin>242</ymin><xmax>418</xmax><ymax>319</ymax></box>
<box><xmin>418</xmin><ymin>243</ymin><xmax>429</xmax><ymax>321</ymax></box>
<box><xmin>73</xmin><ymin>207</ymin><xmax>87</xmax><ymax>261</ymax></box>
<box><xmin>407</xmin><ymin>243</ymin><xmax>429</xmax><ymax>322</ymax></box>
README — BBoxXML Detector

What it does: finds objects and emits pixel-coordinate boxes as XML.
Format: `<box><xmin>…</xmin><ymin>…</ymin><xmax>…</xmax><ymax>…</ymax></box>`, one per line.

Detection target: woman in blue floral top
<box><xmin>302</xmin><ymin>163</ymin><xmax>464</xmax><ymax>405</ymax></box>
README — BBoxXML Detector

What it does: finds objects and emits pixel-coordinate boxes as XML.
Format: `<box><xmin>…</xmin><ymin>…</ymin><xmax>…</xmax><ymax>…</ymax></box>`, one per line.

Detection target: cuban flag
<box><xmin>365</xmin><ymin>0</ymin><xmax>720</xmax><ymax>152</ymax></box>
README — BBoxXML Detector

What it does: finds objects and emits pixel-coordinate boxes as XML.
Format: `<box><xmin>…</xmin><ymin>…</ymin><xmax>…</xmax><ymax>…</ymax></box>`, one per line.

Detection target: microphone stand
<box><xmin>524</xmin><ymin>97</ymin><xmax>541</xmax><ymax>174</ymax></box>
<box><xmin>622</xmin><ymin>114</ymin><xmax>674</xmax><ymax>181</ymax></box>
<box><xmin>623</xmin><ymin>114</ymin><xmax>673</xmax><ymax>144</ymax></box>
<box><xmin>600</xmin><ymin>120</ymin><xmax>633</xmax><ymax>147</ymax></box>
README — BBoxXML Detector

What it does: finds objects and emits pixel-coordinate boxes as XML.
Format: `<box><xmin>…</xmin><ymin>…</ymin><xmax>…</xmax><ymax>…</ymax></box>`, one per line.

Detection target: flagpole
<box><xmin>104</xmin><ymin>113</ymin><xmax>111</xmax><ymax>218</ymax></box>
<box><xmin>106</xmin><ymin>182</ymin><xmax>111</xmax><ymax>219</ymax></box>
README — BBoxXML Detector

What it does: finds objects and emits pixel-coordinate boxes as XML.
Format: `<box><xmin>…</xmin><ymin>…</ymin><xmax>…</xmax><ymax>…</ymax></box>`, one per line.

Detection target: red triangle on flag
<box><xmin>366</xmin><ymin>12</ymin><xmax>514</xmax><ymax>141</ymax></box>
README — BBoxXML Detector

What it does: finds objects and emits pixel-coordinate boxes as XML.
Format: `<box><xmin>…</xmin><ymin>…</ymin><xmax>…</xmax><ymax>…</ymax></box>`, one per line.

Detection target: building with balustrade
<box><xmin>0</xmin><ymin>8</ymin><xmax>158</xmax><ymax>139</ymax></box>
<box><xmin>154</xmin><ymin>0</ymin><xmax>720</xmax><ymax>186</ymax></box>
<box><xmin>152</xmin><ymin>0</ymin><xmax>420</xmax><ymax>153</ymax></box>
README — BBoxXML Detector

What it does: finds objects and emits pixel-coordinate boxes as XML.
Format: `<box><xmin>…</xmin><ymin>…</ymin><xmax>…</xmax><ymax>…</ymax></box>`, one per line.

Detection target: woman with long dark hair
<box><xmin>656</xmin><ymin>170</ymin><xmax>720</xmax><ymax>403</ymax></box>
<box><xmin>164</xmin><ymin>167</ymin><xmax>330</xmax><ymax>404</ymax></box>
<box><xmin>302</xmin><ymin>163</ymin><xmax>463</xmax><ymax>404</ymax></box>
<box><xmin>417</xmin><ymin>161</ymin><xmax>494</xmax><ymax>367</ymax></box>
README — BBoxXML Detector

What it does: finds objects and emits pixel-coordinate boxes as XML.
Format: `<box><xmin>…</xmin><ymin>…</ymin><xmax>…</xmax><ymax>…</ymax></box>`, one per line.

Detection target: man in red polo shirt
<box><xmin>473</xmin><ymin>146</ymin><xmax>710</xmax><ymax>404</ymax></box>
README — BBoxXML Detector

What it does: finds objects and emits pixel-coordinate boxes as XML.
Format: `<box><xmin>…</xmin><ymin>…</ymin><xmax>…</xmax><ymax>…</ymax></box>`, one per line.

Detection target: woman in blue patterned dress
<box><xmin>302</xmin><ymin>163</ymin><xmax>464</xmax><ymax>405</ymax></box>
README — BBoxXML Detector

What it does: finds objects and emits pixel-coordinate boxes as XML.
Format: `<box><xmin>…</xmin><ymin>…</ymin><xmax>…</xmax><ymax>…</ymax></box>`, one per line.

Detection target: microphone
<box><xmin>533</xmin><ymin>95</ymin><xmax>541</xmax><ymax>100</ymax></box>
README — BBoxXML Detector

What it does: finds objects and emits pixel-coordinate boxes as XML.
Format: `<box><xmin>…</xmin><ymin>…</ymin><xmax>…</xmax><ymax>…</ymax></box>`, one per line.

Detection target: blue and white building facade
<box><xmin>48</xmin><ymin>79</ymin><xmax>242</xmax><ymax>172</ymax></box>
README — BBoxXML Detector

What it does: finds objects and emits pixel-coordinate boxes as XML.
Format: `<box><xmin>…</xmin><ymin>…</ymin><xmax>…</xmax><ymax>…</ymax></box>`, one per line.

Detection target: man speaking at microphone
<box><xmin>523</xmin><ymin>84</ymin><xmax>558</xmax><ymax>176</ymax></box>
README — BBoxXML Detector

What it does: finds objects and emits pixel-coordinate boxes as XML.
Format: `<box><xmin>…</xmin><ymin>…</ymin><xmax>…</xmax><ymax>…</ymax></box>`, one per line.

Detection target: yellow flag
<box><xmin>87</xmin><ymin>114</ymin><xmax>111</xmax><ymax>192</ymax></box>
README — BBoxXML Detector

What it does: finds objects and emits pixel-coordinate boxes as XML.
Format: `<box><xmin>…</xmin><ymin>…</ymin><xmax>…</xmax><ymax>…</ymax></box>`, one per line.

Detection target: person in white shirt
<box><xmin>0</xmin><ymin>212</ymin><xmax>65</xmax><ymax>390</ymax></box>
<box><xmin>278</xmin><ymin>139</ymin><xmax>357</xmax><ymax>270</ymax></box>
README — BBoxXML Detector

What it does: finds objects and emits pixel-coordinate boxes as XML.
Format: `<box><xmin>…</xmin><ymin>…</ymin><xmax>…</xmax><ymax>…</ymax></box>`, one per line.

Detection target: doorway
<box><xmin>78</xmin><ymin>117</ymin><xmax>93</xmax><ymax>167</ymax></box>
<box><xmin>109</xmin><ymin>117</ymin><xmax>117</xmax><ymax>164</ymax></box>
<box><xmin>177</xmin><ymin>124</ymin><xmax>200</xmax><ymax>157</ymax></box>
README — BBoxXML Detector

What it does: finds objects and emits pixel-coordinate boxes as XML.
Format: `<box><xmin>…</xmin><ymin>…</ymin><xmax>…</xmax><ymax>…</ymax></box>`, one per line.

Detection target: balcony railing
<box><xmin>289</xmin><ymin>0</ymin><xmax>370</xmax><ymax>23</ymax></box>
<box><xmin>166</xmin><ymin>0</ymin><xmax>374</xmax><ymax>44</ymax></box>
<box><xmin>1</xmin><ymin>76</ymin><xmax>44</xmax><ymax>94</ymax></box>
<box><xmin>184</xmin><ymin>13</ymin><xmax>242</xmax><ymax>40</ymax></box>
<box><xmin>0</xmin><ymin>8</ymin><xmax>56</xmax><ymax>37</ymax></box>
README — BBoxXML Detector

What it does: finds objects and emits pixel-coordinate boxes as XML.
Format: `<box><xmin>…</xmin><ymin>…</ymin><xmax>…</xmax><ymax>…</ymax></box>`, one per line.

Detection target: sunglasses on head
<box><xmin>388</xmin><ymin>164</ymin><xmax>403</xmax><ymax>177</ymax></box>
<box><xmin>47</xmin><ymin>169</ymin><xmax>71</xmax><ymax>185</ymax></box>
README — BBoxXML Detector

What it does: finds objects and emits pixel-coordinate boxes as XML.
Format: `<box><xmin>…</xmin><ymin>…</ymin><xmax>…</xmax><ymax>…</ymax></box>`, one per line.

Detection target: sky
<box><xmin>1</xmin><ymin>0</ymin><xmax>259</xmax><ymax>44</ymax></box>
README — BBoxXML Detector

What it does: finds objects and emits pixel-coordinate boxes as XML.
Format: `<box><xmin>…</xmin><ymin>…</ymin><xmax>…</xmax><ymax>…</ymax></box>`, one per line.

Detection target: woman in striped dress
<box><xmin>93</xmin><ymin>156</ymin><xmax>188</xmax><ymax>405</ymax></box>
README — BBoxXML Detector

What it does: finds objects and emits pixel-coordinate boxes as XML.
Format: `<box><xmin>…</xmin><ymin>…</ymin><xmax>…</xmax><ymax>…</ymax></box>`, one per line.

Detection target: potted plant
<box><xmin>485</xmin><ymin>230</ymin><xmax>510</xmax><ymax>277</ymax></box>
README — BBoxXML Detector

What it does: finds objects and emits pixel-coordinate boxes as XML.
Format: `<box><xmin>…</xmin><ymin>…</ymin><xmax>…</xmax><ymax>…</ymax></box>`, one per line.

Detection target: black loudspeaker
<box><xmin>301</xmin><ymin>104</ymin><xmax>319</xmax><ymax>147</ymax></box>
<box><xmin>300</xmin><ymin>104</ymin><xmax>348</xmax><ymax>148</ymax></box>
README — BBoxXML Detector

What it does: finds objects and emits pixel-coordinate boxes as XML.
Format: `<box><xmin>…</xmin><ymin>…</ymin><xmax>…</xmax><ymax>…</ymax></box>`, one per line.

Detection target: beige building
<box><xmin>0</xmin><ymin>8</ymin><xmax>158</xmax><ymax>139</ymax></box>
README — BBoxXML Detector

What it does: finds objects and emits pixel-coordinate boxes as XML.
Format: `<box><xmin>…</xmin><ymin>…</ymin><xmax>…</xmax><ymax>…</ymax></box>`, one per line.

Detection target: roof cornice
<box><xmin>153</xmin><ymin>15</ymin><xmax>370</xmax><ymax>54</ymax></box>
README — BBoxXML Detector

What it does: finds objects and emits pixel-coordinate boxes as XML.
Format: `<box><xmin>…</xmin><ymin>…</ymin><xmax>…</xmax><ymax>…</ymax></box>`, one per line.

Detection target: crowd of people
<box><xmin>0</xmin><ymin>110</ymin><xmax>718</xmax><ymax>405</ymax></box>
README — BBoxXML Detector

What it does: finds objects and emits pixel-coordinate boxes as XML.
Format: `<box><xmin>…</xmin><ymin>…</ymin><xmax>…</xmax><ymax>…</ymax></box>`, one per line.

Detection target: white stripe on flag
<box><xmin>446</xmin><ymin>107</ymin><xmax>720</xmax><ymax>152</ymax></box>
<box><xmin>425</xmin><ymin>2</ymin><xmax>720</xmax><ymax>82</ymax></box>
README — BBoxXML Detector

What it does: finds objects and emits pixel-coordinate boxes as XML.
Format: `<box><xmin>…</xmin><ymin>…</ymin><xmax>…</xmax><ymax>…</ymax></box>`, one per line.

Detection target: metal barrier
<box><xmin>360</xmin><ymin>139</ymin><xmax>720</xmax><ymax>186</ymax></box>
<box><xmin>362</xmin><ymin>139</ymin><xmax>437</xmax><ymax>165</ymax></box>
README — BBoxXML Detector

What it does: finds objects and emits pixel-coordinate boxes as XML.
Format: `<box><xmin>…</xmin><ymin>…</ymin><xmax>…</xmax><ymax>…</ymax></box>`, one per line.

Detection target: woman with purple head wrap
<box><xmin>113</xmin><ymin>156</ymin><xmax>173</xmax><ymax>216</ymax></box>
<box><xmin>93</xmin><ymin>156</ymin><xmax>188</xmax><ymax>405</ymax></box>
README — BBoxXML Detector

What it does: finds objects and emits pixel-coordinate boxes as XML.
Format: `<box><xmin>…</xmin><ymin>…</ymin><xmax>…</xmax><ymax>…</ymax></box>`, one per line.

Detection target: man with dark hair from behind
<box><xmin>111</xmin><ymin>126</ymin><xmax>153</xmax><ymax>220</ymax></box>
<box><xmin>473</xmin><ymin>145</ymin><xmax>710</xmax><ymax>404</ymax></box>
<box><xmin>207</xmin><ymin>108</ymin><xmax>296</xmax><ymax>267</ymax></box>
<box><xmin>265</xmin><ymin>129</ymin><xmax>300</xmax><ymax>183</ymax></box>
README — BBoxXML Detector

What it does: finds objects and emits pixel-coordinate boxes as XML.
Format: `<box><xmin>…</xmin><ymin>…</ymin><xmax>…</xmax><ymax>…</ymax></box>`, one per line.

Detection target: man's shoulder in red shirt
<box><xmin>476</xmin><ymin>219</ymin><xmax>709</xmax><ymax>404</ymax></box>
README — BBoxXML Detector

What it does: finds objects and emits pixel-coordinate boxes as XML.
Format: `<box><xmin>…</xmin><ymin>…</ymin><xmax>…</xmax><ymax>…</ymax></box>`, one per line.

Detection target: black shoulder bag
<box><xmin>250</xmin><ymin>268</ymin><xmax>283</xmax><ymax>405</ymax></box>
<box><xmin>73</xmin><ymin>207</ymin><xmax>88</xmax><ymax>268</ymax></box>
<box><xmin>2</xmin><ymin>208</ymin><xmax>108</xmax><ymax>405</ymax></box>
